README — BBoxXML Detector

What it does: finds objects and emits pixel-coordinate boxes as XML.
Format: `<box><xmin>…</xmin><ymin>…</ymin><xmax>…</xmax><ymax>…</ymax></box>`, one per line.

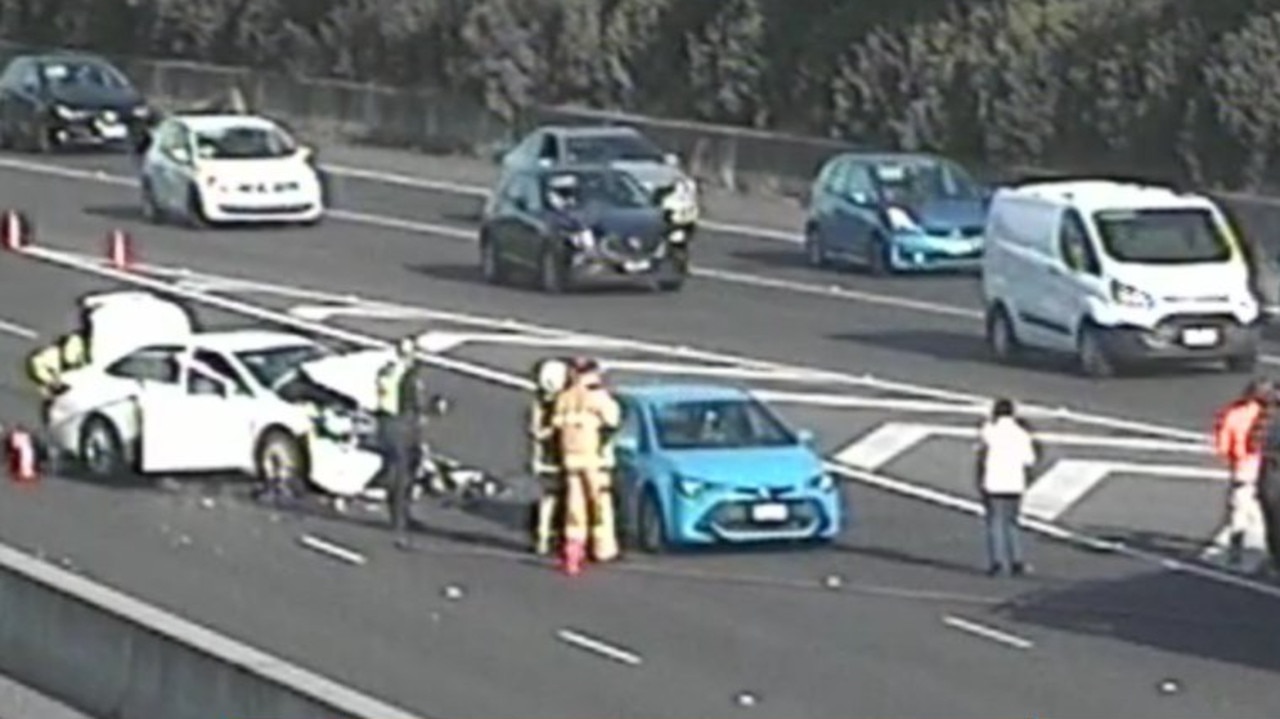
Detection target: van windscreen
<box><xmin>1093</xmin><ymin>208</ymin><xmax>1232</xmax><ymax>264</ymax></box>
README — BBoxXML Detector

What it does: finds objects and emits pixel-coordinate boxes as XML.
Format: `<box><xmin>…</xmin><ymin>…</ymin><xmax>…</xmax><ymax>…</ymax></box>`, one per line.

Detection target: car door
<box><xmin>2</xmin><ymin>61</ymin><xmax>43</xmax><ymax>137</ymax></box>
<box><xmin>502</xmin><ymin>131</ymin><xmax>539</xmax><ymax>175</ymax></box>
<box><xmin>611</xmin><ymin>399</ymin><xmax>651</xmax><ymax>526</ymax></box>
<box><xmin>139</xmin><ymin>352</ymin><xmax>256</xmax><ymax>472</ymax></box>
<box><xmin>509</xmin><ymin>173</ymin><xmax>549</xmax><ymax>268</ymax></box>
<box><xmin>151</xmin><ymin>121</ymin><xmax>195</xmax><ymax>213</ymax></box>
<box><xmin>1039</xmin><ymin>209</ymin><xmax>1104</xmax><ymax>351</ymax></box>
<box><xmin>828</xmin><ymin>160</ymin><xmax>878</xmax><ymax>259</ymax></box>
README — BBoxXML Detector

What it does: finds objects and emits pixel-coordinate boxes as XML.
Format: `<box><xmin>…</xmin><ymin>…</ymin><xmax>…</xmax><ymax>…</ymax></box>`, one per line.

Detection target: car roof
<box><xmin>192</xmin><ymin>330</ymin><xmax>320</xmax><ymax>353</ymax></box>
<box><xmin>539</xmin><ymin>125</ymin><xmax>643</xmax><ymax>139</ymax></box>
<box><xmin>829</xmin><ymin>151</ymin><xmax>946</xmax><ymax>166</ymax></box>
<box><xmin>616</xmin><ymin>383</ymin><xmax>753</xmax><ymax>403</ymax></box>
<box><xmin>1002</xmin><ymin>180</ymin><xmax>1216</xmax><ymax>214</ymax></box>
<box><xmin>172</xmin><ymin>114</ymin><xmax>281</xmax><ymax>133</ymax></box>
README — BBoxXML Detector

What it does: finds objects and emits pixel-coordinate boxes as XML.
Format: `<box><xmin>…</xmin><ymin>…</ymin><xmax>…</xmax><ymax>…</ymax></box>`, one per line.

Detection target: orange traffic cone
<box><xmin>561</xmin><ymin>539</ymin><xmax>586</xmax><ymax>576</ymax></box>
<box><xmin>106</xmin><ymin>228</ymin><xmax>132</xmax><ymax>270</ymax></box>
<box><xmin>1</xmin><ymin>210</ymin><xmax>29</xmax><ymax>251</ymax></box>
<box><xmin>6</xmin><ymin>427</ymin><xmax>38</xmax><ymax>484</ymax></box>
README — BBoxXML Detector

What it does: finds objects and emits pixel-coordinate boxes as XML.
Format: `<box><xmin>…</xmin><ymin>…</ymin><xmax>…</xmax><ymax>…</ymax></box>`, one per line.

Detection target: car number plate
<box><xmin>1181</xmin><ymin>327</ymin><xmax>1220</xmax><ymax>347</ymax></box>
<box><xmin>622</xmin><ymin>259</ymin><xmax>651</xmax><ymax>273</ymax></box>
<box><xmin>98</xmin><ymin>123</ymin><xmax>127</xmax><ymax>139</ymax></box>
<box><xmin>751</xmin><ymin>502</ymin><xmax>788</xmax><ymax>522</ymax></box>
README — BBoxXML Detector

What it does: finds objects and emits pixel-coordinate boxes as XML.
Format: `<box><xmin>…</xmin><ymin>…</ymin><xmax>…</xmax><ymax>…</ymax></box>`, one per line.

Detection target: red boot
<box><xmin>561</xmin><ymin>540</ymin><xmax>586</xmax><ymax>576</ymax></box>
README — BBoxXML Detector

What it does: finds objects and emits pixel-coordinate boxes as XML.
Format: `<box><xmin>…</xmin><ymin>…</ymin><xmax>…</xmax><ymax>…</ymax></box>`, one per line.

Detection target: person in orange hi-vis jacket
<box><xmin>551</xmin><ymin>357</ymin><xmax>622</xmax><ymax>576</ymax></box>
<box><xmin>1214</xmin><ymin>378</ymin><xmax>1274</xmax><ymax>567</ymax></box>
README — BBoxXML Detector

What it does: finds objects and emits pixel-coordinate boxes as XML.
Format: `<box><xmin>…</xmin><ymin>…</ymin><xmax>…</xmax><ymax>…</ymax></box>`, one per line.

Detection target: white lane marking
<box><xmin>323</xmin><ymin>162</ymin><xmax>802</xmax><ymax>242</ymax></box>
<box><xmin>827</xmin><ymin>459</ymin><xmax>1280</xmax><ymax>601</ymax></box>
<box><xmin>896</xmin><ymin>423</ymin><xmax>1210</xmax><ymax>454</ymax></box>
<box><xmin>19</xmin><ymin>243</ymin><xmax>1280</xmax><ymax>603</ymax></box>
<box><xmin>942</xmin><ymin>616</ymin><xmax>1034</xmax><ymax>650</ymax></box>
<box><xmin>298</xmin><ymin>534</ymin><xmax>367</xmax><ymax>566</ymax></box>
<box><xmin>555</xmin><ymin>628</ymin><xmax>643</xmax><ymax>666</ymax></box>
<box><xmin>834</xmin><ymin>424</ymin><xmax>933</xmax><ymax>471</ymax></box>
<box><xmin>1021</xmin><ymin>461</ymin><xmax>1113</xmax><ymax>522</ymax></box>
<box><xmin>0</xmin><ymin>316</ymin><xmax>37</xmax><ymax>339</ymax></box>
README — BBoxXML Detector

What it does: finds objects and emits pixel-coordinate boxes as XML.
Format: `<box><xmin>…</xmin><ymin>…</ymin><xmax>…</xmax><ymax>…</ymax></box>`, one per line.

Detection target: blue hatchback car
<box><xmin>803</xmin><ymin>152</ymin><xmax>991</xmax><ymax>274</ymax></box>
<box><xmin>611</xmin><ymin>383</ymin><xmax>844</xmax><ymax>552</ymax></box>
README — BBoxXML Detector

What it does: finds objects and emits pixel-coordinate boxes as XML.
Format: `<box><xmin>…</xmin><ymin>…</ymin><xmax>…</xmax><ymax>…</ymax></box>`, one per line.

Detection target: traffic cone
<box><xmin>106</xmin><ymin>228</ymin><xmax>132</xmax><ymax>270</ymax></box>
<box><xmin>6</xmin><ymin>426</ymin><xmax>39</xmax><ymax>484</ymax></box>
<box><xmin>560</xmin><ymin>539</ymin><xmax>585</xmax><ymax>576</ymax></box>
<box><xmin>1</xmin><ymin>210</ymin><xmax>29</xmax><ymax>250</ymax></box>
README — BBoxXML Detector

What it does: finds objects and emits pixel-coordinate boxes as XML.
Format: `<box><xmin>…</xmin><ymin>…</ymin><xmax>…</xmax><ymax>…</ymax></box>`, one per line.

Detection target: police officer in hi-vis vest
<box><xmin>551</xmin><ymin>357</ymin><xmax>622</xmax><ymax>575</ymax></box>
<box><xmin>528</xmin><ymin>358</ymin><xmax>570</xmax><ymax>555</ymax></box>
<box><xmin>375</xmin><ymin>336</ymin><xmax>431</xmax><ymax>550</ymax></box>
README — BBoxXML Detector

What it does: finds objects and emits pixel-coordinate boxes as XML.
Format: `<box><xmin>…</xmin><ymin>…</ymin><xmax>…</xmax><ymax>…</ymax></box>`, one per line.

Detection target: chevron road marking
<box><xmin>1022</xmin><ymin>459</ymin><xmax>1225</xmax><ymax>522</ymax></box>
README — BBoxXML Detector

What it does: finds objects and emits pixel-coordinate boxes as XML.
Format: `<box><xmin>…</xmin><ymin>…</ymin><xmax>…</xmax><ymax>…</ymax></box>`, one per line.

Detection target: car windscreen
<box><xmin>194</xmin><ymin>126</ymin><xmax>296</xmax><ymax>160</ymax></box>
<box><xmin>652</xmin><ymin>398</ymin><xmax>797</xmax><ymax>450</ymax></box>
<box><xmin>564</xmin><ymin>133</ymin><xmax>664</xmax><ymax>164</ymax></box>
<box><xmin>542</xmin><ymin>170</ymin><xmax>651</xmax><ymax>209</ymax></box>
<box><xmin>1093</xmin><ymin>208</ymin><xmax>1233</xmax><ymax>264</ymax></box>
<box><xmin>235</xmin><ymin>344</ymin><xmax>331</xmax><ymax>389</ymax></box>
<box><xmin>40</xmin><ymin>60</ymin><xmax>132</xmax><ymax>91</ymax></box>
<box><xmin>873</xmin><ymin>160</ymin><xmax>981</xmax><ymax>204</ymax></box>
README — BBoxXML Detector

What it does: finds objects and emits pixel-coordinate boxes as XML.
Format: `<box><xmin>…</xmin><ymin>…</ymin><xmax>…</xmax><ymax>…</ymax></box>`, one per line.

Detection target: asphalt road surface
<box><xmin>0</xmin><ymin>146</ymin><xmax>1276</xmax><ymax>718</ymax></box>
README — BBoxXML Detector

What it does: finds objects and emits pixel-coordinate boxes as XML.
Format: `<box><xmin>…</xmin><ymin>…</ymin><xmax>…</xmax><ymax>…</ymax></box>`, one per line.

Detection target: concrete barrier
<box><xmin>0</xmin><ymin>541</ymin><xmax>424</xmax><ymax>719</ymax></box>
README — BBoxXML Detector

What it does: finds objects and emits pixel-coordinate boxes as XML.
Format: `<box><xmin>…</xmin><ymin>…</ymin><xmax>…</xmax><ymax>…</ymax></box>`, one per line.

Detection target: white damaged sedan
<box><xmin>45</xmin><ymin>292</ymin><xmax>401</xmax><ymax>496</ymax></box>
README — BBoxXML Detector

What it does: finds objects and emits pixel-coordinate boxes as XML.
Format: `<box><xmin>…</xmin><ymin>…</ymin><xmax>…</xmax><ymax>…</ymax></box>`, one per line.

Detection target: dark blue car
<box><xmin>802</xmin><ymin>153</ymin><xmax>991</xmax><ymax>274</ymax></box>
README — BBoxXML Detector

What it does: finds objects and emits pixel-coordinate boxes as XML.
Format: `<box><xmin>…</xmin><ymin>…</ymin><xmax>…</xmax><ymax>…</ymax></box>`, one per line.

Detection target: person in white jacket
<box><xmin>977</xmin><ymin>398</ymin><xmax>1037</xmax><ymax>576</ymax></box>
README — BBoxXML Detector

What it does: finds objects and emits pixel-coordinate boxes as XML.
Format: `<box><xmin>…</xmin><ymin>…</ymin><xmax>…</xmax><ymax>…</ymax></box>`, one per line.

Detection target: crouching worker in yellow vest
<box><xmin>27</xmin><ymin>331</ymin><xmax>88</xmax><ymax>399</ymax></box>
<box><xmin>552</xmin><ymin>357</ymin><xmax>622</xmax><ymax>576</ymax></box>
<box><xmin>529</xmin><ymin>358</ymin><xmax>569</xmax><ymax>555</ymax></box>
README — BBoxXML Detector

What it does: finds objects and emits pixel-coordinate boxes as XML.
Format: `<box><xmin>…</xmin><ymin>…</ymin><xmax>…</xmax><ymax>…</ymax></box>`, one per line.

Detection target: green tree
<box><xmin>458</xmin><ymin>0</ymin><xmax>545</xmax><ymax>124</ymax></box>
<box><xmin>599</xmin><ymin>0</ymin><xmax>669</xmax><ymax>109</ymax></box>
<box><xmin>684</xmin><ymin>0</ymin><xmax>767</xmax><ymax>126</ymax></box>
<box><xmin>1205</xmin><ymin>9</ymin><xmax>1280</xmax><ymax>189</ymax></box>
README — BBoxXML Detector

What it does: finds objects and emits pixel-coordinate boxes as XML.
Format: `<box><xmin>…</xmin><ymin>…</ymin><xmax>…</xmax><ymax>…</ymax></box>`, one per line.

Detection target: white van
<box><xmin>981</xmin><ymin>180</ymin><xmax>1260</xmax><ymax>376</ymax></box>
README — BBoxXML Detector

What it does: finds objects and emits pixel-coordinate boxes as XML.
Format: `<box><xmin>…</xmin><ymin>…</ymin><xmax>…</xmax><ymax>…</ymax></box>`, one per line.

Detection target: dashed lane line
<box><xmin>942</xmin><ymin>616</ymin><xmax>1035</xmax><ymax>651</ymax></box>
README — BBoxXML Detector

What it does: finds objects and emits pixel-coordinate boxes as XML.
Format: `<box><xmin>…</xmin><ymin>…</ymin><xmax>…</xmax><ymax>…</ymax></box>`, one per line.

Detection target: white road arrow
<box><xmin>1022</xmin><ymin>459</ymin><xmax>1225</xmax><ymax>521</ymax></box>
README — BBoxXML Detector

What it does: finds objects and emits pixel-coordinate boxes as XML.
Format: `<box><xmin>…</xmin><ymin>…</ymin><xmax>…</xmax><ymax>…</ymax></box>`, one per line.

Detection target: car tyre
<box><xmin>480</xmin><ymin>235</ymin><xmax>506</xmax><ymax>285</ymax></box>
<box><xmin>255</xmin><ymin>428</ymin><xmax>307</xmax><ymax>491</ymax></box>
<box><xmin>636</xmin><ymin>489</ymin><xmax>669</xmax><ymax>554</ymax></box>
<box><xmin>1227</xmin><ymin>353</ymin><xmax>1258</xmax><ymax>373</ymax></box>
<box><xmin>986</xmin><ymin>306</ymin><xmax>1019</xmax><ymax>363</ymax></box>
<box><xmin>1077</xmin><ymin>324</ymin><xmax>1115</xmax><ymax>378</ymax></box>
<box><xmin>79</xmin><ymin>414</ymin><xmax>127</xmax><ymax>480</ymax></box>
<box><xmin>867</xmin><ymin>235</ymin><xmax>894</xmax><ymax>276</ymax></box>
<box><xmin>804</xmin><ymin>227</ymin><xmax>825</xmax><ymax>267</ymax></box>
<box><xmin>538</xmin><ymin>246</ymin><xmax>569</xmax><ymax>294</ymax></box>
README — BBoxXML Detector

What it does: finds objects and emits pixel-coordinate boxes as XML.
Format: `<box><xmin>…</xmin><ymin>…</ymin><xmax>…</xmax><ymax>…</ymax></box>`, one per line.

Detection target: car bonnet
<box><xmin>295</xmin><ymin>348</ymin><xmax>396</xmax><ymax>412</ymax></box>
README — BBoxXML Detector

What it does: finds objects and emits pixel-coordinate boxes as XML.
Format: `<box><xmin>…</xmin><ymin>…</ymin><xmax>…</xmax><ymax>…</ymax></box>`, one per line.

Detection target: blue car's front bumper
<box><xmin>668</xmin><ymin>488</ymin><xmax>843</xmax><ymax>545</ymax></box>
<box><xmin>886</xmin><ymin>232</ymin><xmax>983</xmax><ymax>272</ymax></box>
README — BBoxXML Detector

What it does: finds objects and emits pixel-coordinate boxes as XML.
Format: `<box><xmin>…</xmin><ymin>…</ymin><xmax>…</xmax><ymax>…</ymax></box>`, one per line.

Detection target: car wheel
<box><xmin>538</xmin><ymin>246</ymin><xmax>569</xmax><ymax>294</ymax></box>
<box><xmin>255</xmin><ymin>429</ymin><xmax>306</xmax><ymax>489</ymax></box>
<box><xmin>986</xmin><ymin>306</ymin><xmax>1019</xmax><ymax>363</ymax></box>
<box><xmin>1077</xmin><ymin>325</ymin><xmax>1115</xmax><ymax>378</ymax></box>
<box><xmin>1227</xmin><ymin>353</ymin><xmax>1258</xmax><ymax>373</ymax></box>
<box><xmin>186</xmin><ymin>184</ymin><xmax>210</xmax><ymax>229</ymax></box>
<box><xmin>867</xmin><ymin>235</ymin><xmax>894</xmax><ymax>276</ymax></box>
<box><xmin>804</xmin><ymin>227</ymin><xmax>825</xmax><ymax>267</ymax></box>
<box><xmin>480</xmin><ymin>235</ymin><xmax>506</xmax><ymax>285</ymax></box>
<box><xmin>79</xmin><ymin>414</ymin><xmax>126</xmax><ymax>480</ymax></box>
<box><xmin>637</xmin><ymin>489</ymin><xmax>668</xmax><ymax>554</ymax></box>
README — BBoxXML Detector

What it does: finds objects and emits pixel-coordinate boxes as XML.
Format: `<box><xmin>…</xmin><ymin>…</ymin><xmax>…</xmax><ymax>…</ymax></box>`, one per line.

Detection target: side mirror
<box><xmin>848</xmin><ymin>192</ymin><xmax>873</xmax><ymax>206</ymax></box>
<box><xmin>427</xmin><ymin>394</ymin><xmax>450</xmax><ymax>417</ymax></box>
<box><xmin>796</xmin><ymin>429</ymin><xmax>815</xmax><ymax>446</ymax></box>
<box><xmin>296</xmin><ymin>145</ymin><xmax>314</xmax><ymax>162</ymax></box>
<box><xmin>663</xmin><ymin>152</ymin><xmax>680</xmax><ymax>167</ymax></box>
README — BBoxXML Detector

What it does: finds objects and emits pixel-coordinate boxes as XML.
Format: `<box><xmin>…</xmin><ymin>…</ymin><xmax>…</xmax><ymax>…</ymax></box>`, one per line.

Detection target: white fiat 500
<box><xmin>137</xmin><ymin>113</ymin><xmax>326</xmax><ymax>227</ymax></box>
<box><xmin>46</xmin><ymin>292</ymin><xmax>399</xmax><ymax>496</ymax></box>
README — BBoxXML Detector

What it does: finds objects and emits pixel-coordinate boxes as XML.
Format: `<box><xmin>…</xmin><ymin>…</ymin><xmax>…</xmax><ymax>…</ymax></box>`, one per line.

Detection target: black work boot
<box><xmin>1228</xmin><ymin>532</ymin><xmax>1246</xmax><ymax>567</ymax></box>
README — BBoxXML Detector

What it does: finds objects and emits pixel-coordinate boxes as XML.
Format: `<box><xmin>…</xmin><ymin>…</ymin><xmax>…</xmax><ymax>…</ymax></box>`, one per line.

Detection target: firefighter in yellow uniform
<box><xmin>27</xmin><ymin>331</ymin><xmax>88</xmax><ymax>398</ymax></box>
<box><xmin>551</xmin><ymin>357</ymin><xmax>621</xmax><ymax>575</ymax></box>
<box><xmin>529</xmin><ymin>358</ymin><xmax>569</xmax><ymax>555</ymax></box>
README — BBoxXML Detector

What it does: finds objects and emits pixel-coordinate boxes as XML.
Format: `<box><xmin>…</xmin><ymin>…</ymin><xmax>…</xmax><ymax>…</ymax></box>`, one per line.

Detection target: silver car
<box><xmin>493</xmin><ymin>125</ymin><xmax>700</xmax><ymax>229</ymax></box>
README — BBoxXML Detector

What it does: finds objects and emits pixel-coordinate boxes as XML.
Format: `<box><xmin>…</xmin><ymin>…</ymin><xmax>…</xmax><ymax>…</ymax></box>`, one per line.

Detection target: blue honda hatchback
<box><xmin>802</xmin><ymin>152</ymin><xmax>991</xmax><ymax>274</ymax></box>
<box><xmin>611</xmin><ymin>383</ymin><xmax>844</xmax><ymax>552</ymax></box>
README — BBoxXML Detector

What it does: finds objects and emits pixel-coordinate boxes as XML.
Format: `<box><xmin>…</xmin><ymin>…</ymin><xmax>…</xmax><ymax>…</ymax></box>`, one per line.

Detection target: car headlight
<box><xmin>675</xmin><ymin>474</ymin><xmax>718</xmax><ymax>499</ymax></box>
<box><xmin>1110</xmin><ymin>280</ymin><xmax>1154</xmax><ymax>309</ymax></box>
<box><xmin>54</xmin><ymin>104</ymin><xmax>88</xmax><ymax>120</ymax></box>
<box><xmin>808</xmin><ymin>473</ymin><xmax>835</xmax><ymax>492</ymax></box>
<box><xmin>885</xmin><ymin>206</ymin><xmax>922</xmax><ymax>233</ymax></box>
<box><xmin>668</xmin><ymin>228</ymin><xmax>688</xmax><ymax>243</ymax></box>
<box><xmin>568</xmin><ymin>228</ymin><xmax>595</xmax><ymax>249</ymax></box>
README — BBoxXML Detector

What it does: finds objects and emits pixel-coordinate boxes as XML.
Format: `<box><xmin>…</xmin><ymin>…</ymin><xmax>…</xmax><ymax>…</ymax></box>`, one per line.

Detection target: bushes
<box><xmin>1</xmin><ymin>0</ymin><xmax>1278</xmax><ymax>188</ymax></box>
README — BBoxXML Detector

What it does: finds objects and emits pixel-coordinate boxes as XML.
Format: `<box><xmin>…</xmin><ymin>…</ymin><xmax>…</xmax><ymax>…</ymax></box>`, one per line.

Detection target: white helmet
<box><xmin>535</xmin><ymin>358</ymin><xmax>569</xmax><ymax>395</ymax></box>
